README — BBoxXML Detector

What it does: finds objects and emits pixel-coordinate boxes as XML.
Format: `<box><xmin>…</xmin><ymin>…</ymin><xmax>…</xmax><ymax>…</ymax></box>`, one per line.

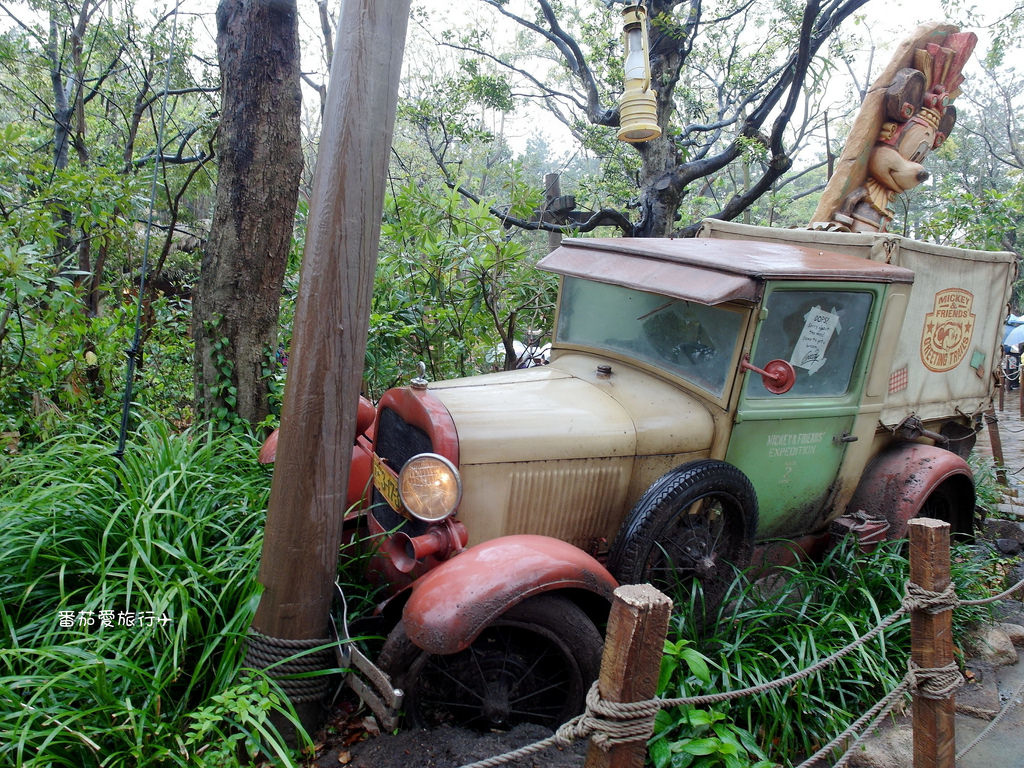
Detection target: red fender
<box><xmin>258</xmin><ymin>396</ymin><xmax>376</xmax><ymax>509</ymax></box>
<box><xmin>258</xmin><ymin>395</ymin><xmax>376</xmax><ymax>464</ymax></box>
<box><xmin>846</xmin><ymin>443</ymin><xmax>975</xmax><ymax>539</ymax></box>
<box><xmin>401</xmin><ymin>534</ymin><xmax>617</xmax><ymax>655</ymax></box>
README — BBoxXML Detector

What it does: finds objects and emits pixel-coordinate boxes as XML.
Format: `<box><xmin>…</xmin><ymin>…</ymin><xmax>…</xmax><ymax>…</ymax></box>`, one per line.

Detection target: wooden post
<box><xmin>585</xmin><ymin>583</ymin><xmax>672</xmax><ymax>768</ymax></box>
<box><xmin>985</xmin><ymin>408</ymin><xmax>1009</xmax><ymax>485</ymax></box>
<box><xmin>249</xmin><ymin>0</ymin><xmax>412</xmax><ymax>732</ymax></box>
<box><xmin>908</xmin><ymin>519</ymin><xmax>955</xmax><ymax>768</ymax></box>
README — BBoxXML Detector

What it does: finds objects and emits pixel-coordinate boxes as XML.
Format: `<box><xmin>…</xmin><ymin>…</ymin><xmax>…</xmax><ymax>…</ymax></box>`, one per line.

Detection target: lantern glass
<box><xmin>624</xmin><ymin>28</ymin><xmax>645</xmax><ymax>80</ymax></box>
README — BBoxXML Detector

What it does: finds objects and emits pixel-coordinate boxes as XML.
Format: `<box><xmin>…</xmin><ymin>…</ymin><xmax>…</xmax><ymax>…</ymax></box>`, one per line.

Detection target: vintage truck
<box><xmin>282</xmin><ymin>219</ymin><xmax>1016</xmax><ymax>731</ymax></box>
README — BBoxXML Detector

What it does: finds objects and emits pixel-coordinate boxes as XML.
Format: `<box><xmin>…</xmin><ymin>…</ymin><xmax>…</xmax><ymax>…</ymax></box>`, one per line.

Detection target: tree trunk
<box><xmin>194</xmin><ymin>0</ymin><xmax>303</xmax><ymax>425</ymax></box>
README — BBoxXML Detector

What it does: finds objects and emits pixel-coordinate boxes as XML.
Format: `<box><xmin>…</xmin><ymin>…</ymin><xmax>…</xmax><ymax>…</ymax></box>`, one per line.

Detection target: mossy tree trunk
<box><xmin>194</xmin><ymin>0</ymin><xmax>303</xmax><ymax>425</ymax></box>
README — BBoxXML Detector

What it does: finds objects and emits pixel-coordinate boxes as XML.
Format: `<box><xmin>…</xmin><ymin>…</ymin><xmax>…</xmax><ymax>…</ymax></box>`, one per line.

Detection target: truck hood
<box><xmin>427</xmin><ymin>361</ymin><xmax>713</xmax><ymax>465</ymax></box>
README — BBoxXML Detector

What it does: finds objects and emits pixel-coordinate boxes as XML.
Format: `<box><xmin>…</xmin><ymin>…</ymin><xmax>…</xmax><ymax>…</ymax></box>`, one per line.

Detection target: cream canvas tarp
<box><xmin>697</xmin><ymin>219</ymin><xmax>1018</xmax><ymax>426</ymax></box>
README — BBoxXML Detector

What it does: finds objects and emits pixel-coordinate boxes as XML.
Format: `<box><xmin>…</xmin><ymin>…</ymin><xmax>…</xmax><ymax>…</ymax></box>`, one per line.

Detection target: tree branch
<box><xmin>448</xmin><ymin>179</ymin><xmax>633</xmax><ymax>236</ymax></box>
<box><xmin>478</xmin><ymin>0</ymin><xmax>617</xmax><ymax>125</ymax></box>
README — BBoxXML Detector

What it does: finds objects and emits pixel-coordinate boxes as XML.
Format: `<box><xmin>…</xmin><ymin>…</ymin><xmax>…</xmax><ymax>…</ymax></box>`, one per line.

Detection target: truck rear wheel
<box><xmin>378</xmin><ymin>594</ymin><xmax>602</xmax><ymax>730</ymax></box>
<box><xmin>608</xmin><ymin>460</ymin><xmax>758</xmax><ymax>616</ymax></box>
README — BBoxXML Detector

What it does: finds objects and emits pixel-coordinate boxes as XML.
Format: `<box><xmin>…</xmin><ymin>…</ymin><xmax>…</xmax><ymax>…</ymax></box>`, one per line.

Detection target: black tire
<box><xmin>607</xmin><ymin>460</ymin><xmax>758</xmax><ymax>614</ymax></box>
<box><xmin>378</xmin><ymin>594</ymin><xmax>603</xmax><ymax>730</ymax></box>
<box><xmin>919</xmin><ymin>484</ymin><xmax>956</xmax><ymax>523</ymax></box>
<box><xmin>915</xmin><ymin>478</ymin><xmax>975</xmax><ymax>540</ymax></box>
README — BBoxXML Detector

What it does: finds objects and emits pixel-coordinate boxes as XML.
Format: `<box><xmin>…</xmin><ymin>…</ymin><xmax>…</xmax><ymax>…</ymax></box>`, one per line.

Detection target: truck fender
<box><xmin>400</xmin><ymin>534</ymin><xmax>617</xmax><ymax>655</ymax></box>
<box><xmin>258</xmin><ymin>395</ymin><xmax>376</xmax><ymax>464</ymax></box>
<box><xmin>846</xmin><ymin>443</ymin><xmax>975</xmax><ymax>539</ymax></box>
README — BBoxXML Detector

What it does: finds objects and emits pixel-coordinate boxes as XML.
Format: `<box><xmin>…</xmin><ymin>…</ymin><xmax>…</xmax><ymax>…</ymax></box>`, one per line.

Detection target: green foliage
<box><xmin>651</xmin><ymin>640</ymin><xmax>773</xmax><ymax>768</ymax></box>
<box><xmin>0</xmin><ymin>66</ymin><xmax>205</xmax><ymax>443</ymax></box>
<box><xmin>0</xmin><ymin>240</ymin><xmax>130</xmax><ymax>441</ymax></box>
<box><xmin>136</xmin><ymin>297</ymin><xmax>196</xmax><ymax>428</ymax></box>
<box><xmin>918</xmin><ymin>181</ymin><xmax>1024</xmax><ymax>251</ymax></box>
<box><xmin>658</xmin><ymin>538</ymin><xmax>1000</xmax><ymax>765</ymax></box>
<box><xmin>969</xmin><ymin>451</ymin><xmax>1005</xmax><ymax>520</ymax></box>
<box><xmin>369</xmin><ymin>176</ymin><xmax>556</xmax><ymax>395</ymax></box>
<box><xmin>0</xmin><ymin>5</ymin><xmax>215</xmax><ymax>433</ymax></box>
<box><xmin>0</xmin><ymin>422</ymin><xmax>315</xmax><ymax>767</ymax></box>
<box><xmin>199</xmin><ymin>316</ymin><xmax>249</xmax><ymax>434</ymax></box>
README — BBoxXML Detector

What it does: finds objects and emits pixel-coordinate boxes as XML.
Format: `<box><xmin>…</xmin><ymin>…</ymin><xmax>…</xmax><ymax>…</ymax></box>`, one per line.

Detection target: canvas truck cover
<box><xmin>697</xmin><ymin>220</ymin><xmax>1018</xmax><ymax>426</ymax></box>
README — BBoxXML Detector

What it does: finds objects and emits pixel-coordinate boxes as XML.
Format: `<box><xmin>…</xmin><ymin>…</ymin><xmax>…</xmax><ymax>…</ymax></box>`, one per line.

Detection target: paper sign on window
<box><xmin>790</xmin><ymin>306</ymin><xmax>840</xmax><ymax>374</ymax></box>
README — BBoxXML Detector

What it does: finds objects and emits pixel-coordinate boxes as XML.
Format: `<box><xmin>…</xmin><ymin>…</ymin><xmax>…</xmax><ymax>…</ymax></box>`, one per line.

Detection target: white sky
<box><xmin>1</xmin><ymin>0</ymin><xmax>1017</xmax><ymax>161</ymax></box>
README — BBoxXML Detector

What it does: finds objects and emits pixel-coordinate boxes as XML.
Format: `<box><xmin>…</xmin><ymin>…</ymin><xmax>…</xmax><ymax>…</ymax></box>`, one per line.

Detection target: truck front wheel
<box><xmin>608</xmin><ymin>460</ymin><xmax>759</xmax><ymax>616</ymax></box>
<box><xmin>378</xmin><ymin>594</ymin><xmax>602</xmax><ymax>730</ymax></box>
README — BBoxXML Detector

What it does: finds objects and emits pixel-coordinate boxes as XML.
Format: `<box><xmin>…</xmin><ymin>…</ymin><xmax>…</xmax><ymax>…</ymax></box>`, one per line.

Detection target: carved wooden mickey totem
<box><xmin>812</xmin><ymin>24</ymin><xmax>977</xmax><ymax>233</ymax></box>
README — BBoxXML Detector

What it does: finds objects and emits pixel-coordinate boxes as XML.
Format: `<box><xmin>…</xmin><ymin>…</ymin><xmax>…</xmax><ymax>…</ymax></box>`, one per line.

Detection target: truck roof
<box><xmin>538</xmin><ymin>236</ymin><xmax>915</xmax><ymax>305</ymax></box>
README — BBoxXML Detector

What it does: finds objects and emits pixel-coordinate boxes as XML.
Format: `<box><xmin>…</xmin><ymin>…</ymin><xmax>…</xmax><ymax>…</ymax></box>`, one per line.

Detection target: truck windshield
<box><xmin>556</xmin><ymin>277</ymin><xmax>745</xmax><ymax>397</ymax></box>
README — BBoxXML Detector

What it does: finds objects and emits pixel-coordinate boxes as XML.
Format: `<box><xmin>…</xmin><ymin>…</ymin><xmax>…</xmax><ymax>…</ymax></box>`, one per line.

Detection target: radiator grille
<box><xmin>371</xmin><ymin>407</ymin><xmax>431</xmax><ymax>536</ymax></box>
<box><xmin>505</xmin><ymin>462</ymin><xmax>628</xmax><ymax>549</ymax></box>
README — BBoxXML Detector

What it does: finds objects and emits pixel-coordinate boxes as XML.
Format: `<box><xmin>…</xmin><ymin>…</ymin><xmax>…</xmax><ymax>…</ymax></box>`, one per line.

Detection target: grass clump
<box><xmin>0</xmin><ymin>421</ymin><xmax>309</xmax><ymax>767</ymax></box>
<box><xmin>655</xmin><ymin>536</ymin><xmax>1002</xmax><ymax>767</ymax></box>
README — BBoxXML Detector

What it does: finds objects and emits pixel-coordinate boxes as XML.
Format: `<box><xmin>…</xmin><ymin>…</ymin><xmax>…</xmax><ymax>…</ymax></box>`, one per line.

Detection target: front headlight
<box><xmin>398</xmin><ymin>453</ymin><xmax>462</xmax><ymax>522</ymax></box>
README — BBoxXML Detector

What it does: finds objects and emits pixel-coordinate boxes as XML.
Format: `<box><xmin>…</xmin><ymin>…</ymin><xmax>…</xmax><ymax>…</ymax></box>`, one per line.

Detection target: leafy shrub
<box><xmin>657</xmin><ymin>537</ymin><xmax>1001</xmax><ymax>766</ymax></box>
<box><xmin>652</xmin><ymin>639</ymin><xmax>773</xmax><ymax>768</ymax></box>
<box><xmin>369</xmin><ymin>179</ymin><xmax>555</xmax><ymax>396</ymax></box>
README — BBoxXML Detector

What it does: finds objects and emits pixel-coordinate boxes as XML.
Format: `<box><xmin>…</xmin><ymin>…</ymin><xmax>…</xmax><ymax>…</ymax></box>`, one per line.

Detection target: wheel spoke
<box><xmin>509</xmin><ymin>678</ymin><xmax>571</xmax><ymax>707</ymax></box>
<box><xmin>386</xmin><ymin>595</ymin><xmax>602</xmax><ymax>731</ymax></box>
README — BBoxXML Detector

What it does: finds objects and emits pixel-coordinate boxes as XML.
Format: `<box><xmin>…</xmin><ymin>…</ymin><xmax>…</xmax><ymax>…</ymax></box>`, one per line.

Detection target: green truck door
<box><xmin>726</xmin><ymin>284</ymin><xmax>882</xmax><ymax>539</ymax></box>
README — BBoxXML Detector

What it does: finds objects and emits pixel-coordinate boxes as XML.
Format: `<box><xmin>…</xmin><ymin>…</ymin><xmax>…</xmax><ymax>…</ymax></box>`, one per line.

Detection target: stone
<box><xmin>995</xmin><ymin>538</ymin><xmax>1023</xmax><ymax>555</ymax></box>
<box><xmin>846</xmin><ymin>717</ymin><xmax>912</xmax><ymax>768</ymax></box>
<box><xmin>982</xmin><ymin>518</ymin><xmax>1024</xmax><ymax>543</ymax></box>
<box><xmin>957</xmin><ymin>662</ymin><xmax>1000</xmax><ymax>719</ymax></box>
<box><xmin>994</xmin><ymin>502</ymin><xmax>1024</xmax><ymax>520</ymax></box>
<box><xmin>1006</xmin><ymin>565</ymin><xmax>1024</xmax><ymax>596</ymax></box>
<box><xmin>997</xmin><ymin>622</ymin><xmax>1024</xmax><ymax>647</ymax></box>
<box><xmin>964</xmin><ymin>626</ymin><xmax>1019</xmax><ymax>666</ymax></box>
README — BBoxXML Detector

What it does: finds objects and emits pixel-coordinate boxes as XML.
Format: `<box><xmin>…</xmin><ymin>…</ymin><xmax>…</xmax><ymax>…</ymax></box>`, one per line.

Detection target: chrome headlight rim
<box><xmin>398</xmin><ymin>452</ymin><xmax>462</xmax><ymax>522</ymax></box>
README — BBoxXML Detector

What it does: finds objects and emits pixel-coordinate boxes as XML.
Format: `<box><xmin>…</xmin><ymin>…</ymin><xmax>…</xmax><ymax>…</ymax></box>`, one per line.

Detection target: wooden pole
<box><xmin>250</xmin><ymin>0</ymin><xmax>411</xmax><ymax>731</ymax></box>
<box><xmin>985</xmin><ymin>408</ymin><xmax>1009</xmax><ymax>485</ymax></box>
<box><xmin>908</xmin><ymin>518</ymin><xmax>955</xmax><ymax>768</ymax></box>
<box><xmin>585</xmin><ymin>583</ymin><xmax>672</xmax><ymax>768</ymax></box>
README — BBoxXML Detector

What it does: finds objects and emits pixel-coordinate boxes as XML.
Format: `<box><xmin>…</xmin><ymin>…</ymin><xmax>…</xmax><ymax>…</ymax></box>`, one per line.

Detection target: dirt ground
<box><xmin>309</xmin><ymin>708</ymin><xmax>588</xmax><ymax>768</ymax></box>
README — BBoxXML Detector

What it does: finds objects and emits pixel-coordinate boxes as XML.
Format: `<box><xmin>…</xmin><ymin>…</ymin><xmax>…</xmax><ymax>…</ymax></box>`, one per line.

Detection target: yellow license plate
<box><xmin>372</xmin><ymin>455</ymin><xmax>401</xmax><ymax>512</ymax></box>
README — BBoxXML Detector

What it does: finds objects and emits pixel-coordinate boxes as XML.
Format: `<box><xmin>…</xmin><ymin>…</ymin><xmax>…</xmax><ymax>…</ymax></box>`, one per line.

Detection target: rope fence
<box><xmin>454</xmin><ymin>519</ymin><xmax>1024</xmax><ymax>768</ymax></box>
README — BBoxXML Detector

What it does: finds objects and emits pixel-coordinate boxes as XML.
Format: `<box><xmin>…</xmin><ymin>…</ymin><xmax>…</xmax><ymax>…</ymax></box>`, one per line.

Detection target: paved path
<box><xmin>956</xmin><ymin>398</ymin><xmax>1024</xmax><ymax>768</ymax></box>
<box><xmin>978</xmin><ymin>395</ymin><xmax>1024</xmax><ymax>501</ymax></box>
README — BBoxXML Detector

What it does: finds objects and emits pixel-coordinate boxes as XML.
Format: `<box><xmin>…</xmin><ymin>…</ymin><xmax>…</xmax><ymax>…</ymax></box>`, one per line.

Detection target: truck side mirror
<box><xmin>741</xmin><ymin>357</ymin><xmax>796</xmax><ymax>394</ymax></box>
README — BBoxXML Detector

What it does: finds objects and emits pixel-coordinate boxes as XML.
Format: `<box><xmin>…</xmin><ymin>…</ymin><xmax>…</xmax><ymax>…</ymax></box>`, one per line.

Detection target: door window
<box><xmin>747</xmin><ymin>289</ymin><xmax>874</xmax><ymax>399</ymax></box>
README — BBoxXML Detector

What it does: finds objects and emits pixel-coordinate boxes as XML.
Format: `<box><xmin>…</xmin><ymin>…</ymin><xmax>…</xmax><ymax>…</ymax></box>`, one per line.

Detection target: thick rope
<box><xmin>906</xmin><ymin>660</ymin><xmax>964</xmax><ymax>700</ymax></box>
<box><xmin>243</xmin><ymin>630</ymin><xmax>335</xmax><ymax>703</ymax></box>
<box><xmin>903</xmin><ymin>581</ymin><xmax>959</xmax><ymax>614</ymax></box>
<box><xmin>661</xmin><ymin>606</ymin><xmax>908</xmax><ymax>709</ymax></box>
<box><xmin>960</xmin><ymin>574</ymin><xmax>1024</xmax><ymax>606</ymax></box>
<box><xmin>956</xmin><ymin>673</ymin><xmax>1024</xmax><ymax>760</ymax></box>
<box><xmin>454</xmin><ymin>574</ymin><xmax>1020</xmax><ymax>768</ymax></box>
<box><xmin>793</xmin><ymin>678</ymin><xmax>912</xmax><ymax>768</ymax></box>
<box><xmin>456</xmin><ymin>681</ymin><xmax>660</xmax><ymax>768</ymax></box>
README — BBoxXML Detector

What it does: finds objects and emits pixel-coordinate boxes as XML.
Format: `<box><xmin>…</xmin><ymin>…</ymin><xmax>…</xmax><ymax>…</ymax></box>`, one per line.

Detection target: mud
<box><xmin>312</xmin><ymin>721</ymin><xmax>587</xmax><ymax>768</ymax></box>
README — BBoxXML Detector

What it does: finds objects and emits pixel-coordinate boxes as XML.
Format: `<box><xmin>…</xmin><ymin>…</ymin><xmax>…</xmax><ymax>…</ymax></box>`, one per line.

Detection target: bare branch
<box><xmin>449</xmin><ymin>179</ymin><xmax>633</xmax><ymax>236</ymax></box>
<box><xmin>478</xmin><ymin>0</ymin><xmax>617</xmax><ymax>125</ymax></box>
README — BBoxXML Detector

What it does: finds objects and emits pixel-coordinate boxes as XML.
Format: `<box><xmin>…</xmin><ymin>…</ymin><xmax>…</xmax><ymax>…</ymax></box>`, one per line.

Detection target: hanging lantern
<box><xmin>617</xmin><ymin>4</ymin><xmax>661</xmax><ymax>143</ymax></box>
